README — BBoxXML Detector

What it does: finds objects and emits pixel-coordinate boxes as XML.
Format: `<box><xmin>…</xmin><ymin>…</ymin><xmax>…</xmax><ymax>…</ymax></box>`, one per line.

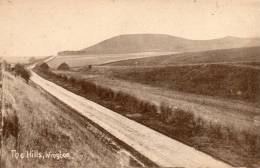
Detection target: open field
<box><xmin>35</xmin><ymin>66</ymin><xmax>260</xmax><ymax>167</ymax></box>
<box><xmin>1</xmin><ymin>72</ymin><xmax>142</xmax><ymax>168</ymax></box>
<box><xmin>47</xmin><ymin>52</ymin><xmax>177</xmax><ymax>69</ymax></box>
<box><xmin>105</xmin><ymin>46</ymin><xmax>260</xmax><ymax>66</ymax></box>
<box><xmin>67</xmin><ymin>63</ymin><xmax>260</xmax><ymax>104</ymax></box>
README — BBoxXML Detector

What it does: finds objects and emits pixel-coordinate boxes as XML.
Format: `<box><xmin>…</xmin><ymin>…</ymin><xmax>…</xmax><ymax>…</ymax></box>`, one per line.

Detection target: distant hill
<box><xmin>58</xmin><ymin>34</ymin><xmax>260</xmax><ymax>55</ymax></box>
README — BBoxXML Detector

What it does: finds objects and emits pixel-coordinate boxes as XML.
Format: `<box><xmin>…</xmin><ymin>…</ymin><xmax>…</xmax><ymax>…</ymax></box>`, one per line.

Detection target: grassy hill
<box><xmin>58</xmin><ymin>34</ymin><xmax>260</xmax><ymax>55</ymax></box>
<box><xmin>105</xmin><ymin>46</ymin><xmax>260</xmax><ymax>66</ymax></box>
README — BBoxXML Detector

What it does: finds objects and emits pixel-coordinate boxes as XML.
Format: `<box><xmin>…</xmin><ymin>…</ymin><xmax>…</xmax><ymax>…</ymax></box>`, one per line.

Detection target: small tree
<box><xmin>57</xmin><ymin>62</ymin><xmax>70</xmax><ymax>71</ymax></box>
<box><xmin>14</xmin><ymin>63</ymin><xmax>31</xmax><ymax>83</ymax></box>
<box><xmin>38</xmin><ymin>63</ymin><xmax>49</xmax><ymax>71</ymax></box>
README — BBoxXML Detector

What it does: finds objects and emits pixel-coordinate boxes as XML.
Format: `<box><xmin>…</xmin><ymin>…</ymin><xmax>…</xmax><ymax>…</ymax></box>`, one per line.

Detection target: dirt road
<box><xmin>29</xmin><ymin>70</ymin><xmax>233</xmax><ymax>168</ymax></box>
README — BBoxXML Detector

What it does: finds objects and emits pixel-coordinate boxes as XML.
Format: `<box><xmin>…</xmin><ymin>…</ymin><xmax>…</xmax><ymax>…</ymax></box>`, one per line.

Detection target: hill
<box><xmin>58</xmin><ymin>34</ymin><xmax>260</xmax><ymax>55</ymax></box>
<box><xmin>105</xmin><ymin>46</ymin><xmax>260</xmax><ymax>66</ymax></box>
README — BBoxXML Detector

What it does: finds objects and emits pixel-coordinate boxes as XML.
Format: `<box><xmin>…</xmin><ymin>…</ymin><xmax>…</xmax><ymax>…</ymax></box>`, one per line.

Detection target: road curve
<box><xmin>29</xmin><ymin>70</ymin><xmax>233</xmax><ymax>168</ymax></box>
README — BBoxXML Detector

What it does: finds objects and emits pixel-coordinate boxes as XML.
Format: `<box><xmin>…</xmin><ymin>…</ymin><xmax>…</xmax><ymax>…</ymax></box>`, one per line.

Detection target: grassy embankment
<box><xmin>1</xmin><ymin>72</ymin><xmax>139</xmax><ymax>168</ymax></box>
<box><xmin>35</xmin><ymin>66</ymin><xmax>260</xmax><ymax>168</ymax></box>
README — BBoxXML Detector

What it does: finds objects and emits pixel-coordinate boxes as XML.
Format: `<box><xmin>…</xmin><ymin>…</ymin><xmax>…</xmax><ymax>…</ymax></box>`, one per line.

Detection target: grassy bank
<box><xmin>1</xmin><ymin>72</ymin><xmax>136</xmax><ymax>168</ymax></box>
<box><xmin>34</xmin><ymin>67</ymin><xmax>260</xmax><ymax>168</ymax></box>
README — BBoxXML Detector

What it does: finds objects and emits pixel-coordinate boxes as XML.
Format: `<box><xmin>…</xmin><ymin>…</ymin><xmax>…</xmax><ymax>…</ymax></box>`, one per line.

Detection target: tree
<box><xmin>38</xmin><ymin>63</ymin><xmax>49</xmax><ymax>71</ymax></box>
<box><xmin>57</xmin><ymin>62</ymin><xmax>70</xmax><ymax>71</ymax></box>
<box><xmin>14</xmin><ymin>63</ymin><xmax>31</xmax><ymax>83</ymax></box>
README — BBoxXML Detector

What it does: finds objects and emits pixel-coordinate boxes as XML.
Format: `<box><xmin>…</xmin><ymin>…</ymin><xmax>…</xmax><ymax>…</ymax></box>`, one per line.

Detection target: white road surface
<box><xmin>28</xmin><ymin>63</ymin><xmax>233</xmax><ymax>168</ymax></box>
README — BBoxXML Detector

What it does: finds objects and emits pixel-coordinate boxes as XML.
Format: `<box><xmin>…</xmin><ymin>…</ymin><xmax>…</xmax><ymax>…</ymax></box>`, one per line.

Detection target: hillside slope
<box><xmin>58</xmin><ymin>34</ymin><xmax>260</xmax><ymax>55</ymax></box>
<box><xmin>105</xmin><ymin>46</ymin><xmax>260</xmax><ymax>66</ymax></box>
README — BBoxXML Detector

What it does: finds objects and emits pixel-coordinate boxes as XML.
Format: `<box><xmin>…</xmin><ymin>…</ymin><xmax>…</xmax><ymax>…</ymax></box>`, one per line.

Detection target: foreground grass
<box><xmin>1</xmin><ymin>73</ymin><xmax>136</xmax><ymax>168</ymax></box>
<box><xmin>35</xmin><ymin>68</ymin><xmax>260</xmax><ymax>168</ymax></box>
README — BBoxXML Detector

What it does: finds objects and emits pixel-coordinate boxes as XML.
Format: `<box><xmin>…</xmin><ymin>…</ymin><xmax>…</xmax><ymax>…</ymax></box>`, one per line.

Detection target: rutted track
<box><xmin>27</xmin><ymin>68</ymin><xmax>233</xmax><ymax>168</ymax></box>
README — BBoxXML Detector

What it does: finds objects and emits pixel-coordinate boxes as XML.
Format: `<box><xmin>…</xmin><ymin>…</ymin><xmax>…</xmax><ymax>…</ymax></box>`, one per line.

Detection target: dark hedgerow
<box><xmin>69</xmin><ymin>77</ymin><xmax>76</xmax><ymax>85</ymax></box>
<box><xmin>160</xmin><ymin>102</ymin><xmax>260</xmax><ymax>158</ymax></box>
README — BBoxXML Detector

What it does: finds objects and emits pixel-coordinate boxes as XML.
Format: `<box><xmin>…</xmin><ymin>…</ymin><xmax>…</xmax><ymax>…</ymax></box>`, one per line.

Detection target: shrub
<box><xmin>208</xmin><ymin>122</ymin><xmax>223</xmax><ymax>139</ymax></box>
<box><xmin>13</xmin><ymin>63</ymin><xmax>31</xmax><ymax>83</ymax></box>
<box><xmin>160</xmin><ymin>103</ymin><xmax>194</xmax><ymax>125</ymax></box>
<box><xmin>77</xmin><ymin>79</ymin><xmax>86</xmax><ymax>89</ymax></box>
<box><xmin>99</xmin><ymin>88</ymin><xmax>115</xmax><ymax>100</ymax></box>
<box><xmin>241</xmin><ymin>130</ymin><xmax>259</xmax><ymax>156</ymax></box>
<box><xmin>38</xmin><ymin>63</ymin><xmax>49</xmax><ymax>71</ymax></box>
<box><xmin>68</xmin><ymin>77</ymin><xmax>76</xmax><ymax>85</ymax></box>
<box><xmin>57</xmin><ymin>62</ymin><xmax>70</xmax><ymax>71</ymax></box>
<box><xmin>191</xmin><ymin>117</ymin><xmax>205</xmax><ymax>136</ymax></box>
<box><xmin>61</xmin><ymin>75</ymin><xmax>68</xmax><ymax>82</ymax></box>
<box><xmin>82</xmin><ymin>81</ymin><xmax>97</xmax><ymax>94</ymax></box>
<box><xmin>138</xmin><ymin>101</ymin><xmax>157</xmax><ymax>115</ymax></box>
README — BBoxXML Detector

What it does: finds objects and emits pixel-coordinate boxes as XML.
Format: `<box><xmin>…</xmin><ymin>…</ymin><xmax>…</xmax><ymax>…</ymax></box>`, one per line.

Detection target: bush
<box><xmin>13</xmin><ymin>64</ymin><xmax>31</xmax><ymax>83</ymax></box>
<box><xmin>68</xmin><ymin>77</ymin><xmax>76</xmax><ymax>85</ymax></box>
<box><xmin>57</xmin><ymin>62</ymin><xmax>70</xmax><ymax>71</ymax></box>
<box><xmin>160</xmin><ymin>103</ymin><xmax>194</xmax><ymax>125</ymax></box>
<box><xmin>82</xmin><ymin>81</ymin><xmax>97</xmax><ymax>94</ymax></box>
<box><xmin>38</xmin><ymin>63</ymin><xmax>49</xmax><ymax>71</ymax></box>
<box><xmin>61</xmin><ymin>75</ymin><xmax>68</xmax><ymax>82</ymax></box>
<box><xmin>77</xmin><ymin>79</ymin><xmax>86</xmax><ymax>89</ymax></box>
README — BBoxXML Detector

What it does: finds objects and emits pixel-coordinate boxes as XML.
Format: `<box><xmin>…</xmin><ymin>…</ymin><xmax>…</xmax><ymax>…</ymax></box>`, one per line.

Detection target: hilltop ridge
<box><xmin>58</xmin><ymin>34</ymin><xmax>260</xmax><ymax>55</ymax></box>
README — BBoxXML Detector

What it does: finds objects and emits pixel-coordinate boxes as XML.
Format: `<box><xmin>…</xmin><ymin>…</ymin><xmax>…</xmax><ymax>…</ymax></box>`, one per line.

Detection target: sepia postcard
<box><xmin>0</xmin><ymin>0</ymin><xmax>259</xmax><ymax>167</ymax></box>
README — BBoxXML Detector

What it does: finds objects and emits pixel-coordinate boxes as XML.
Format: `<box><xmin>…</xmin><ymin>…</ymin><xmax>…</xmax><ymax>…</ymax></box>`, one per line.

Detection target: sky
<box><xmin>0</xmin><ymin>0</ymin><xmax>259</xmax><ymax>57</ymax></box>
